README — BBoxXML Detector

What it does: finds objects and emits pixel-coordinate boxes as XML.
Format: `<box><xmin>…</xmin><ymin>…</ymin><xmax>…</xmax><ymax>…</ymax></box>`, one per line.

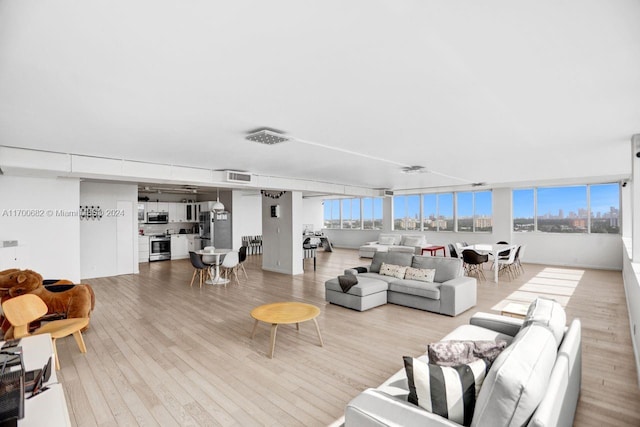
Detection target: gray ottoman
<box><xmin>325</xmin><ymin>276</ymin><xmax>388</xmax><ymax>311</ymax></box>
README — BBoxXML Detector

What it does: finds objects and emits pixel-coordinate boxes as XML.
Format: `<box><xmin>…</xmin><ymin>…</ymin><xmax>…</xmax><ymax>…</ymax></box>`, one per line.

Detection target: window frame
<box><xmin>323</xmin><ymin>197</ymin><xmax>383</xmax><ymax>230</ymax></box>
<box><xmin>512</xmin><ymin>183</ymin><xmax>620</xmax><ymax>235</ymax></box>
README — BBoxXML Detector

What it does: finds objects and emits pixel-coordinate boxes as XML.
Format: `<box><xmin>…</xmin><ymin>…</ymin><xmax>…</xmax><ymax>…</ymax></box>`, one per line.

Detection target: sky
<box><xmin>514</xmin><ymin>184</ymin><xmax>619</xmax><ymax>218</ymax></box>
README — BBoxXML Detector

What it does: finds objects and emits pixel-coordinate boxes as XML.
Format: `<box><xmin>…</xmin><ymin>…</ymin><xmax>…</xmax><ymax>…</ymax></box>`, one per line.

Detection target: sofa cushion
<box><xmin>405</xmin><ymin>267</ymin><xmax>435</xmax><ymax>282</ymax></box>
<box><xmin>401</xmin><ymin>235</ymin><xmax>426</xmax><ymax>247</ymax></box>
<box><xmin>388</xmin><ymin>280</ymin><xmax>441</xmax><ymax>299</ymax></box>
<box><xmin>412</xmin><ymin>256</ymin><xmax>463</xmax><ymax>283</ymax></box>
<box><xmin>379</xmin><ymin>233</ymin><xmax>402</xmax><ymax>245</ymax></box>
<box><xmin>371</xmin><ymin>251</ymin><xmax>414</xmax><ymax>273</ymax></box>
<box><xmin>522</xmin><ymin>297</ymin><xmax>566</xmax><ymax>346</ymax></box>
<box><xmin>358</xmin><ymin>272</ymin><xmax>399</xmax><ymax>284</ymax></box>
<box><xmin>380</xmin><ymin>263</ymin><xmax>408</xmax><ymax>279</ymax></box>
<box><xmin>379</xmin><ymin>235</ymin><xmax>396</xmax><ymax>245</ymax></box>
<box><xmin>427</xmin><ymin>340</ymin><xmax>507</xmax><ymax>367</ymax></box>
<box><xmin>471</xmin><ymin>324</ymin><xmax>558</xmax><ymax>427</ymax></box>
<box><xmin>404</xmin><ymin>356</ymin><xmax>489</xmax><ymax>426</ymax></box>
<box><xmin>325</xmin><ymin>277</ymin><xmax>388</xmax><ymax>296</ymax></box>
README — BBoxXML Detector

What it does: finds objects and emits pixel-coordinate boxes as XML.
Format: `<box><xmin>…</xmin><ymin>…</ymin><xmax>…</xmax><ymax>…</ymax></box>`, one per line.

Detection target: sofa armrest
<box><xmin>365</xmin><ymin>241</ymin><xmax>379</xmax><ymax>245</ymax></box>
<box><xmin>438</xmin><ymin>276</ymin><xmax>477</xmax><ymax>316</ymax></box>
<box><xmin>469</xmin><ymin>312</ymin><xmax>523</xmax><ymax>337</ymax></box>
<box><xmin>345</xmin><ymin>389</ymin><xmax>461</xmax><ymax>427</ymax></box>
<box><xmin>344</xmin><ymin>266</ymin><xmax>370</xmax><ymax>275</ymax></box>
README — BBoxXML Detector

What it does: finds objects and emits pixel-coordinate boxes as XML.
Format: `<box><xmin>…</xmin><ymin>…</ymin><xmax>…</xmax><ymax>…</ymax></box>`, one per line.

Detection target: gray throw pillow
<box><xmin>428</xmin><ymin>340</ymin><xmax>507</xmax><ymax>367</ymax></box>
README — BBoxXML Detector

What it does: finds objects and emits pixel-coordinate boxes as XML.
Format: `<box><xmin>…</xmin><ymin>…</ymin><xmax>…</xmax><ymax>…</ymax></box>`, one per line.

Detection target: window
<box><xmin>323</xmin><ymin>199</ymin><xmax>340</xmax><ymax>229</ymax></box>
<box><xmin>513</xmin><ymin>184</ymin><xmax>620</xmax><ymax>234</ymax></box>
<box><xmin>538</xmin><ymin>186</ymin><xmax>587</xmax><ymax>233</ymax></box>
<box><xmin>474</xmin><ymin>191</ymin><xmax>493</xmax><ymax>232</ymax></box>
<box><xmin>589</xmin><ymin>183</ymin><xmax>620</xmax><ymax>234</ymax></box>
<box><xmin>456</xmin><ymin>191</ymin><xmax>492</xmax><ymax>232</ymax></box>
<box><xmin>456</xmin><ymin>192</ymin><xmax>474</xmax><ymax>232</ymax></box>
<box><xmin>393</xmin><ymin>195</ymin><xmax>420</xmax><ymax>230</ymax></box>
<box><xmin>341</xmin><ymin>199</ymin><xmax>361</xmax><ymax>229</ymax></box>
<box><xmin>422</xmin><ymin>194</ymin><xmax>437</xmax><ymax>231</ymax></box>
<box><xmin>362</xmin><ymin>198</ymin><xmax>383</xmax><ymax>230</ymax></box>
<box><xmin>513</xmin><ymin>189</ymin><xmax>535</xmax><ymax>232</ymax></box>
<box><xmin>323</xmin><ymin>197</ymin><xmax>383</xmax><ymax>230</ymax></box>
<box><xmin>437</xmin><ymin>193</ymin><xmax>454</xmax><ymax>231</ymax></box>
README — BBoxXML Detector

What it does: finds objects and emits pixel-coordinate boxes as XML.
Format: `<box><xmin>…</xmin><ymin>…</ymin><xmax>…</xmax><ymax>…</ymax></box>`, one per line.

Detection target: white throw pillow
<box><xmin>405</xmin><ymin>267</ymin><xmax>436</xmax><ymax>282</ymax></box>
<box><xmin>522</xmin><ymin>297</ymin><xmax>566</xmax><ymax>346</ymax></box>
<box><xmin>471</xmin><ymin>325</ymin><xmax>557</xmax><ymax>427</ymax></box>
<box><xmin>379</xmin><ymin>263</ymin><xmax>408</xmax><ymax>279</ymax></box>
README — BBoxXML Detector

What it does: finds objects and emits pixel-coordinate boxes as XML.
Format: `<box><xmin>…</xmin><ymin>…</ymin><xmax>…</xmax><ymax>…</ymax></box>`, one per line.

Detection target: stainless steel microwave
<box><xmin>146</xmin><ymin>211</ymin><xmax>168</xmax><ymax>224</ymax></box>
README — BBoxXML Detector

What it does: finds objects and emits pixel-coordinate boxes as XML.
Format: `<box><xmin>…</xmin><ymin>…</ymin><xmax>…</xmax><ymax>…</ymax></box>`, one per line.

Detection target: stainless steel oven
<box><xmin>149</xmin><ymin>235</ymin><xmax>171</xmax><ymax>261</ymax></box>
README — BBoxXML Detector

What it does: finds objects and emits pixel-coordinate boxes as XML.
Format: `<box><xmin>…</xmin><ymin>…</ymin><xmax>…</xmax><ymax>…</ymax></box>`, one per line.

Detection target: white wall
<box><xmin>231</xmin><ymin>191</ymin><xmax>262</xmax><ymax>250</ymax></box>
<box><xmin>0</xmin><ymin>175</ymin><xmax>82</xmax><ymax>281</ymax></box>
<box><xmin>622</xmin><ymin>239</ymin><xmax>640</xmax><ymax>387</ymax></box>
<box><xmin>301</xmin><ymin>198</ymin><xmax>324</xmax><ymax>232</ymax></box>
<box><xmin>80</xmin><ymin>181</ymin><xmax>138</xmax><ymax>279</ymax></box>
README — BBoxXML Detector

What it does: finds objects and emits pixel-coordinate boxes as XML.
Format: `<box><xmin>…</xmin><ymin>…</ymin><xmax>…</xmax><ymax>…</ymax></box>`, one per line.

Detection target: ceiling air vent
<box><xmin>246</xmin><ymin>129</ymin><xmax>289</xmax><ymax>145</ymax></box>
<box><xmin>383</xmin><ymin>190</ymin><xmax>394</xmax><ymax>197</ymax></box>
<box><xmin>226</xmin><ymin>170</ymin><xmax>253</xmax><ymax>184</ymax></box>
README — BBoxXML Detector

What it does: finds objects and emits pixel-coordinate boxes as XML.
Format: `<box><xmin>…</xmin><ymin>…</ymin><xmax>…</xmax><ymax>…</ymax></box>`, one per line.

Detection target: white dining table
<box><xmin>197</xmin><ymin>248</ymin><xmax>231</xmax><ymax>285</ymax></box>
<box><xmin>462</xmin><ymin>243</ymin><xmax>511</xmax><ymax>283</ymax></box>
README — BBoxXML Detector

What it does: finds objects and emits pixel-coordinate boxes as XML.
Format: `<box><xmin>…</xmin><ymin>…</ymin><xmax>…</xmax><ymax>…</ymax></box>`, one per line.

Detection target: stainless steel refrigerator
<box><xmin>196</xmin><ymin>210</ymin><xmax>232</xmax><ymax>250</ymax></box>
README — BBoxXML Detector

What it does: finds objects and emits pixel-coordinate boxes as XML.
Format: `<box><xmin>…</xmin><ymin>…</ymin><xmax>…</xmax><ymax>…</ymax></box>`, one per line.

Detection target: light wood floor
<box><xmin>55</xmin><ymin>249</ymin><xmax>640</xmax><ymax>426</ymax></box>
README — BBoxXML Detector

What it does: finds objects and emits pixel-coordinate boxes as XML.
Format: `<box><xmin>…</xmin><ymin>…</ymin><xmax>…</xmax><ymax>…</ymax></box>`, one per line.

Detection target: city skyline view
<box><xmin>324</xmin><ymin>184</ymin><xmax>620</xmax><ymax>234</ymax></box>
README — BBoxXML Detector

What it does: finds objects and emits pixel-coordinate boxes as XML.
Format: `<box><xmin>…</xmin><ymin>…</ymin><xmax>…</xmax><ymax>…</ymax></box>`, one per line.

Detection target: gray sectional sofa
<box><xmin>325</xmin><ymin>251</ymin><xmax>477</xmax><ymax>316</ymax></box>
<box><xmin>345</xmin><ymin>298</ymin><xmax>581</xmax><ymax>427</ymax></box>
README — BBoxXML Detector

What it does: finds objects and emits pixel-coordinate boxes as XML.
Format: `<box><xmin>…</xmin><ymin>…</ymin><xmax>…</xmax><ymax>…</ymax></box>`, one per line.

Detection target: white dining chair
<box><xmin>497</xmin><ymin>245</ymin><xmax>519</xmax><ymax>280</ymax></box>
<box><xmin>220</xmin><ymin>250</ymin><xmax>240</xmax><ymax>285</ymax></box>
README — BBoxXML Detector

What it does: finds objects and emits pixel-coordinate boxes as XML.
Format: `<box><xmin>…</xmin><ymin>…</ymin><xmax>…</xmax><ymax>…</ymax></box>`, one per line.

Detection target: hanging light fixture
<box><xmin>212</xmin><ymin>187</ymin><xmax>225</xmax><ymax>211</ymax></box>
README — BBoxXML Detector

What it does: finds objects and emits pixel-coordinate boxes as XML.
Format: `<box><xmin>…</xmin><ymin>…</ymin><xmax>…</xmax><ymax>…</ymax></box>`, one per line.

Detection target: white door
<box><xmin>116</xmin><ymin>201</ymin><xmax>135</xmax><ymax>275</ymax></box>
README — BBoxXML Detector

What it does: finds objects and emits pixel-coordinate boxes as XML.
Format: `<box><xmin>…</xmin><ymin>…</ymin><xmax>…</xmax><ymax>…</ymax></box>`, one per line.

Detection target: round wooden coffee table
<box><xmin>250</xmin><ymin>301</ymin><xmax>324</xmax><ymax>358</ymax></box>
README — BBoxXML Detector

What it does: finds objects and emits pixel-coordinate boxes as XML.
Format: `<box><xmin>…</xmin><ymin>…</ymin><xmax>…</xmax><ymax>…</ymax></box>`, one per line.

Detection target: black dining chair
<box><xmin>189</xmin><ymin>251</ymin><xmax>210</xmax><ymax>288</ymax></box>
<box><xmin>462</xmin><ymin>249</ymin><xmax>489</xmax><ymax>281</ymax></box>
<box><xmin>237</xmin><ymin>245</ymin><xmax>249</xmax><ymax>279</ymax></box>
<box><xmin>448</xmin><ymin>243</ymin><xmax>459</xmax><ymax>258</ymax></box>
<box><xmin>489</xmin><ymin>241</ymin><xmax>511</xmax><ymax>269</ymax></box>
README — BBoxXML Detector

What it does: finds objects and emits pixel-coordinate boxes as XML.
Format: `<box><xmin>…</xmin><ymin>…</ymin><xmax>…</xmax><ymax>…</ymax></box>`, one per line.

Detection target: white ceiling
<box><xmin>1</xmin><ymin>0</ymin><xmax>638</xmax><ymax>193</ymax></box>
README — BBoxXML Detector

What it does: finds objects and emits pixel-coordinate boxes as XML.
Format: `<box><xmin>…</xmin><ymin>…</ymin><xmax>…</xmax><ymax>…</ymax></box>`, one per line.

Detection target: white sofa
<box><xmin>345</xmin><ymin>298</ymin><xmax>581</xmax><ymax>427</ymax></box>
<box><xmin>359</xmin><ymin>233</ymin><xmax>427</xmax><ymax>258</ymax></box>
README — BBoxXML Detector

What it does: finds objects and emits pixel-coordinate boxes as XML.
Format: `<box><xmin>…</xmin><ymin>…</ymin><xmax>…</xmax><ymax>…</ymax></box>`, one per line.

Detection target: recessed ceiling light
<box><xmin>246</xmin><ymin>129</ymin><xmax>289</xmax><ymax>145</ymax></box>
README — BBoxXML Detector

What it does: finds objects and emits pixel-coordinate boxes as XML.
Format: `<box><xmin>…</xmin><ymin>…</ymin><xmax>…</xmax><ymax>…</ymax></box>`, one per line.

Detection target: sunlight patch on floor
<box><xmin>491</xmin><ymin>267</ymin><xmax>584</xmax><ymax>312</ymax></box>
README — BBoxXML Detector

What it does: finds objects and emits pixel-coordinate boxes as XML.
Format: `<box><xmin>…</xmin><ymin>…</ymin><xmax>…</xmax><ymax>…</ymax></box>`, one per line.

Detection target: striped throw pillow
<box><xmin>403</xmin><ymin>356</ymin><xmax>489</xmax><ymax>426</ymax></box>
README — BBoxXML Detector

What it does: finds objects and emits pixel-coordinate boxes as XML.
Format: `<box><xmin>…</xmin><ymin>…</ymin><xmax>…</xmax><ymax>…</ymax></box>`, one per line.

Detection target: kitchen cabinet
<box><xmin>138</xmin><ymin>236</ymin><xmax>149</xmax><ymax>263</ymax></box>
<box><xmin>146</xmin><ymin>202</ymin><xmax>169</xmax><ymax>213</ymax></box>
<box><xmin>167</xmin><ymin>203</ymin><xmax>188</xmax><ymax>222</ymax></box>
<box><xmin>187</xmin><ymin>235</ymin><xmax>196</xmax><ymax>252</ymax></box>
<box><xmin>170</xmin><ymin>235</ymin><xmax>189</xmax><ymax>260</ymax></box>
<box><xmin>168</xmin><ymin>203</ymin><xmax>177</xmax><ymax>222</ymax></box>
<box><xmin>0</xmin><ymin>245</ymin><xmax>29</xmax><ymax>270</ymax></box>
<box><xmin>185</xmin><ymin>203</ymin><xmax>196</xmax><ymax>222</ymax></box>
